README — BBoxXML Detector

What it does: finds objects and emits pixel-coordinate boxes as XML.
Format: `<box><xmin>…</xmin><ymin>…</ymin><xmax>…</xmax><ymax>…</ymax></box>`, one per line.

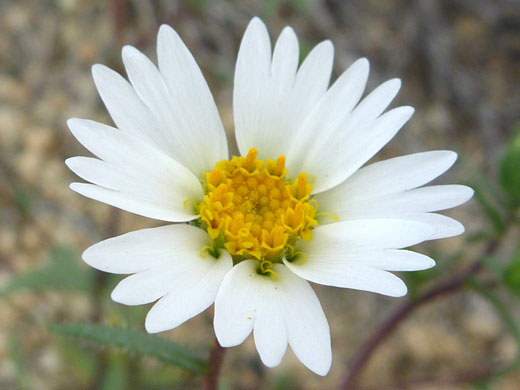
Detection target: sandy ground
<box><xmin>1</xmin><ymin>0</ymin><xmax>520</xmax><ymax>389</ymax></box>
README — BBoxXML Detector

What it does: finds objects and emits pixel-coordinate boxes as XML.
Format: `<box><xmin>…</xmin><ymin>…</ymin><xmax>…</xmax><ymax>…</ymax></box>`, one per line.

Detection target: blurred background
<box><xmin>1</xmin><ymin>0</ymin><xmax>520</xmax><ymax>389</ymax></box>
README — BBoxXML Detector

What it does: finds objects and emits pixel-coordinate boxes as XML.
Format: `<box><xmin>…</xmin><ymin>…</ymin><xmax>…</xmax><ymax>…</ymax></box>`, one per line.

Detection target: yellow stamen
<box><xmin>183</xmin><ymin>199</ymin><xmax>199</xmax><ymax>212</ymax></box>
<box><xmin>317</xmin><ymin>211</ymin><xmax>340</xmax><ymax>221</ymax></box>
<box><xmin>293</xmin><ymin>251</ymin><xmax>307</xmax><ymax>265</ymax></box>
<box><xmin>200</xmin><ymin>245</ymin><xmax>212</xmax><ymax>258</ymax></box>
<box><xmin>259</xmin><ymin>260</ymin><xmax>278</xmax><ymax>280</ymax></box>
<box><xmin>244</xmin><ymin>148</ymin><xmax>258</xmax><ymax>172</ymax></box>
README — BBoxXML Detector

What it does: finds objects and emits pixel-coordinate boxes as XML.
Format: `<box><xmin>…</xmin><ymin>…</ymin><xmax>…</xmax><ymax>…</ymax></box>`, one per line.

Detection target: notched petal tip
<box><xmin>386</xmin><ymin>77</ymin><xmax>402</xmax><ymax>91</ymax></box>
<box><xmin>458</xmin><ymin>185</ymin><xmax>475</xmax><ymax>204</ymax></box>
<box><xmin>390</xmin><ymin>278</ymin><xmax>408</xmax><ymax>298</ymax></box>
<box><xmin>422</xmin><ymin>256</ymin><xmax>437</xmax><ymax>270</ymax></box>
<box><xmin>69</xmin><ymin>182</ymin><xmax>81</xmax><ymax>192</ymax></box>
<box><xmin>66</xmin><ymin>117</ymin><xmax>81</xmax><ymax>130</ymax></box>
<box><xmin>441</xmin><ymin>150</ymin><xmax>458</xmax><ymax>164</ymax></box>
<box><xmin>157</xmin><ymin>24</ymin><xmax>181</xmax><ymax>46</ymax></box>
<box><xmin>91</xmin><ymin>63</ymin><xmax>100</xmax><ymax>77</ymax></box>
<box><xmin>279</xmin><ymin>25</ymin><xmax>297</xmax><ymax>38</ymax></box>
<box><xmin>110</xmin><ymin>288</ymin><xmax>126</xmax><ymax>305</ymax></box>
<box><xmin>249</xmin><ymin>16</ymin><xmax>264</xmax><ymax>26</ymax></box>
<box><xmin>121</xmin><ymin>44</ymin><xmax>140</xmax><ymax>61</ymax></box>
<box><xmin>91</xmin><ymin>63</ymin><xmax>107</xmax><ymax>77</ymax></box>
<box><xmin>355</xmin><ymin>57</ymin><xmax>370</xmax><ymax>70</ymax></box>
<box><xmin>321</xmin><ymin>39</ymin><xmax>334</xmax><ymax>50</ymax></box>
<box><xmin>144</xmin><ymin>316</ymin><xmax>166</xmax><ymax>334</ymax></box>
<box><xmin>80</xmin><ymin>243</ymin><xmax>103</xmax><ymax>271</ymax></box>
<box><xmin>449</xmin><ymin>219</ymin><xmax>466</xmax><ymax>237</ymax></box>
<box><xmin>214</xmin><ymin>330</ymin><xmax>242</xmax><ymax>348</ymax></box>
<box><xmin>64</xmin><ymin>157</ymin><xmax>79</xmax><ymax>171</ymax></box>
<box><xmin>91</xmin><ymin>63</ymin><xmax>121</xmax><ymax>85</ymax></box>
<box><xmin>301</xmin><ymin>39</ymin><xmax>334</xmax><ymax>69</ymax></box>
<box><xmin>401</xmin><ymin>105</ymin><xmax>415</xmax><ymax>117</ymax></box>
<box><xmin>244</xmin><ymin>16</ymin><xmax>269</xmax><ymax>39</ymax></box>
<box><xmin>313</xmin><ymin>361</ymin><xmax>332</xmax><ymax>376</ymax></box>
<box><xmin>301</xmin><ymin>345</ymin><xmax>332</xmax><ymax>376</ymax></box>
<box><xmin>420</xmin><ymin>150</ymin><xmax>459</xmax><ymax>173</ymax></box>
<box><xmin>158</xmin><ymin>23</ymin><xmax>175</xmax><ymax>36</ymax></box>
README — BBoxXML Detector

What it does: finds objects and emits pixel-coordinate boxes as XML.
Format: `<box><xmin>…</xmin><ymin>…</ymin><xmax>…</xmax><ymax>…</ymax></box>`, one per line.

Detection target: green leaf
<box><xmin>57</xmin><ymin>338</ymin><xmax>97</xmax><ymax>383</ymax></box>
<box><xmin>51</xmin><ymin>323</ymin><xmax>207</xmax><ymax>375</ymax></box>
<box><xmin>503</xmin><ymin>249</ymin><xmax>520</xmax><ymax>297</ymax></box>
<box><xmin>471</xmin><ymin>185</ymin><xmax>504</xmax><ymax>234</ymax></box>
<box><xmin>468</xmin><ymin>279</ymin><xmax>520</xmax><ymax>386</ymax></box>
<box><xmin>0</xmin><ymin>245</ymin><xmax>93</xmax><ymax>297</ymax></box>
<box><xmin>460</xmin><ymin>154</ymin><xmax>505</xmax><ymax>232</ymax></box>
<box><xmin>274</xmin><ymin>373</ymin><xmax>299</xmax><ymax>390</ymax></box>
<box><xmin>499</xmin><ymin>130</ymin><xmax>520</xmax><ymax>206</ymax></box>
<box><xmin>8</xmin><ymin>333</ymin><xmax>31</xmax><ymax>389</ymax></box>
<box><xmin>101</xmin><ymin>354</ymin><xmax>127</xmax><ymax>390</ymax></box>
<box><xmin>14</xmin><ymin>186</ymin><xmax>32</xmax><ymax>215</ymax></box>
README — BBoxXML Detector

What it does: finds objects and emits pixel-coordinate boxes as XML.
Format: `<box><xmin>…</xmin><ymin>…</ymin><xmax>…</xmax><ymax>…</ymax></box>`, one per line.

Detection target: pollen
<box><xmin>198</xmin><ymin>148</ymin><xmax>318</xmax><ymax>265</ymax></box>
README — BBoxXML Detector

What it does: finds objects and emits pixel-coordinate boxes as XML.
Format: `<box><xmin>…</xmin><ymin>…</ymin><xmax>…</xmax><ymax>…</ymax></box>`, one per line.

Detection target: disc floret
<box><xmin>198</xmin><ymin>148</ymin><xmax>318</xmax><ymax>271</ymax></box>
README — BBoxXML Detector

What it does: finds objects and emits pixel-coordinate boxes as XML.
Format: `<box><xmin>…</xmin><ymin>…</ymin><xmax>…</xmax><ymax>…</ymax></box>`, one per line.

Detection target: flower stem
<box><xmin>204</xmin><ymin>338</ymin><xmax>225</xmax><ymax>390</ymax></box>
<box><xmin>340</xmin><ymin>237</ymin><xmax>502</xmax><ymax>390</ymax></box>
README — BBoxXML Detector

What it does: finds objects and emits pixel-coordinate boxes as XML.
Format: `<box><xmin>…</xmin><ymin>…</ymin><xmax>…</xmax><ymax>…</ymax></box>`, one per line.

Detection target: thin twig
<box><xmin>340</xmin><ymin>238</ymin><xmax>501</xmax><ymax>390</ymax></box>
<box><xmin>204</xmin><ymin>337</ymin><xmax>226</xmax><ymax>390</ymax></box>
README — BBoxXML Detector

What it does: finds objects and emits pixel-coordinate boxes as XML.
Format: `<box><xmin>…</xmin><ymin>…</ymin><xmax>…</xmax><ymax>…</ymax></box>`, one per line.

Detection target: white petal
<box><xmin>307</xmin><ymin>219</ymin><xmax>435</xmax><ymax>250</ymax></box>
<box><xmin>111</xmin><ymin>267</ymin><xmax>172</xmax><ymax>305</ymax></box>
<box><xmin>292</xmin><ymin>40</ymin><xmax>334</xmax><ymax>110</ymax></box>
<box><xmin>343</xmin><ymin>78</ymin><xmax>401</xmax><ymax>132</ymax></box>
<box><xmin>157</xmin><ymin>25</ymin><xmax>228</xmax><ymax>172</ymax></box>
<box><xmin>290</xmin><ymin>249</ymin><xmax>434</xmax><ymax>272</ymax></box>
<box><xmin>145</xmin><ymin>250</ymin><xmax>232</xmax><ymax>333</ymax></box>
<box><xmin>67</xmin><ymin>157</ymin><xmax>126</xmax><ymax>191</ymax></box>
<box><xmin>83</xmin><ymin>224</ymin><xmax>208</xmax><ymax>274</ymax></box>
<box><xmin>122</xmin><ymin>45</ymin><xmax>225</xmax><ymax>177</ymax></box>
<box><xmin>213</xmin><ymin>260</ymin><xmax>288</xmax><ymax>367</ymax></box>
<box><xmin>91</xmin><ymin>64</ymin><xmax>163</xmax><ymax>146</ymax></box>
<box><xmin>85</xmin><ymin>224</ymin><xmax>232</xmax><ymax>332</ymax></box>
<box><xmin>352</xmin><ymin>249</ymin><xmax>436</xmax><ymax>271</ymax></box>
<box><xmin>347</xmin><ymin>185</ymin><xmax>473</xmax><ymax>214</ymax></box>
<box><xmin>214</xmin><ymin>261</ymin><xmax>331</xmax><ymax>375</ymax></box>
<box><xmin>234</xmin><ymin>19</ymin><xmax>334</xmax><ymax>161</ymax></box>
<box><xmin>233</xmin><ymin>18</ymin><xmax>272</xmax><ymax>157</ymax></box>
<box><xmin>253</xmin><ymin>303</ymin><xmax>287</xmax><ymax>368</ymax></box>
<box><xmin>69</xmin><ymin>183</ymin><xmax>195</xmax><ymax>222</ymax></box>
<box><xmin>283</xmin><ymin>220</ymin><xmax>438</xmax><ymax>296</ymax></box>
<box><xmin>271</xmin><ymin>26</ymin><xmax>299</xmax><ymax>91</ymax></box>
<box><xmin>313</xmin><ymin>151</ymin><xmax>471</xmax><ymax>240</ymax></box>
<box><xmin>406</xmin><ymin>213</ymin><xmax>466</xmax><ymax>239</ymax></box>
<box><xmin>319</xmin><ymin>184</ymin><xmax>473</xmax><ymax>222</ymax></box>
<box><xmin>275</xmin><ymin>264</ymin><xmax>331</xmax><ymax>376</ymax></box>
<box><xmin>284</xmin><ymin>258</ymin><xmax>407</xmax><ymax>297</ymax></box>
<box><xmin>316</xmin><ymin>151</ymin><xmax>458</xmax><ymax>205</ymax></box>
<box><xmin>286</xmin><ymin>58</ymin><xmax>369</xmax><ymax>175</ymax></box>
<box><xmin>393</xmin><ymin>185</ymin><xmax>474</xmax><ymax>211</ymax></box>
<box><xmin>67</xmin><ymin>119</ymin><xmax>202</xmax><ymax>222</ymax></box>
<box><xmin>307</xmin><ymin>106</ymin><xmax>415</xmax><ymax>194</ymax></box>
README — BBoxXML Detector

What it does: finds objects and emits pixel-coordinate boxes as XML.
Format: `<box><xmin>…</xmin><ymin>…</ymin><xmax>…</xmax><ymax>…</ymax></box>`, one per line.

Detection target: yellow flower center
<box><xmin>197</xmin><ymin>148</ymin><xmax>318</xmax><ymax>273</ymax></box>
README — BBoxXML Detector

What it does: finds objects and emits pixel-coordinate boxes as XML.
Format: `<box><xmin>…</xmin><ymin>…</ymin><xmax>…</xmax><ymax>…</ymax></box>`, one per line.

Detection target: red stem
<box><xmin>340</xmin><ymin>238</ymin><xmax>500</xmax><ymax>390</ymax></box>
<box><xmin>204</xmin><ymin>338</ymin><xmax>226</xmax><ymax>390</ymax></box>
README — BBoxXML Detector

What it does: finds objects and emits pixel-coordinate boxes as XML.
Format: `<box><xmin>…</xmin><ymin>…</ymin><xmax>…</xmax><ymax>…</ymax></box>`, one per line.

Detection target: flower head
<box><xmin>67</xmin><ymin>17</ymin><xmax>473</xmax><ymax>375</ymax></box>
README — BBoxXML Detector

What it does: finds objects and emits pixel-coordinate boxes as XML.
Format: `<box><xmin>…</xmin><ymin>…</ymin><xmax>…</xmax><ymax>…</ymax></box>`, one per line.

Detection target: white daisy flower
<box><xmin>66</xmin><ymin>17</ymin><xmax>473</xmax><ymax>375</ymax></box>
